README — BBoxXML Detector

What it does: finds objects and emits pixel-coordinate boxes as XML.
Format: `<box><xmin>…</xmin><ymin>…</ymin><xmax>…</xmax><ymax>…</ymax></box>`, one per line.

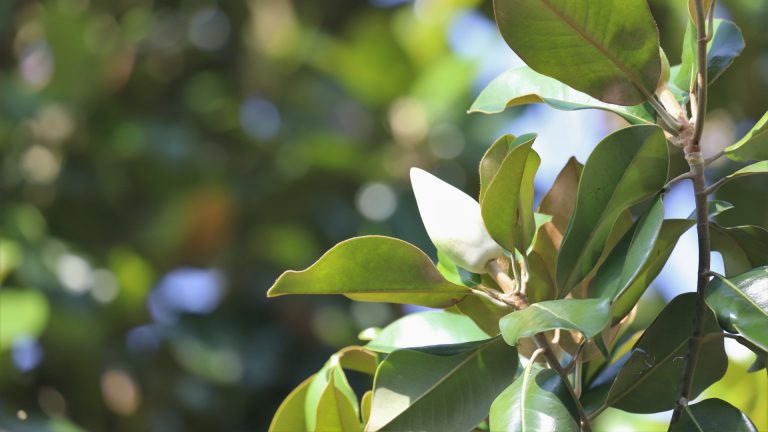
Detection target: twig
<box><xmin>704</xmin><ymin>150</ymin><xmax>724</xmax><ymax>165</ymax></box>
<box><xmin>486</xmin><ymin>262</ymin><xmax>593</xmax><ymax>432</ymax></box>
<box><xmin>564</xmin><ymin>341</ymin><xmax>588</xmax><ymax>374</ymax></box>
<box><xmin>702</xmin><ymin>177</ymin><xmax>726</xmax><ymax>195</ymax></box>
<box><xmin>663</xmin><ymin>171</ymin><xmax>694</xmax><ymax>191</ymax></box>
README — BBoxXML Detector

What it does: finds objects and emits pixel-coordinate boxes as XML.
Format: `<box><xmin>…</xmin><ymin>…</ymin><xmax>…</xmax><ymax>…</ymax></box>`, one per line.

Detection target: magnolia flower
<box><xmin>410</xmin><ymin>168</ymin><xmax>504</xmax><ymax>273</ymax></box>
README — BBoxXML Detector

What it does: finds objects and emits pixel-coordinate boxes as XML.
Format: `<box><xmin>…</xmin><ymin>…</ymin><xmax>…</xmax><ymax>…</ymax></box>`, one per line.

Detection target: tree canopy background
<box><xmin>0</xmin><ymin>0</ymin><xmax>766</xmax><ymax>430</ymax></box>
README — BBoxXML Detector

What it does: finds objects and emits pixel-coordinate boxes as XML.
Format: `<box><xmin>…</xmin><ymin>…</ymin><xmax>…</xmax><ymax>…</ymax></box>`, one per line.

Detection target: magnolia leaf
<box><xmin>708</xmin><ymin>161</ymin><xmax>768</xmax><ymax>194</ymax></box>
<box><xmin>557</xmin><ymin>125</ymin><xmax>668</xmax><ymax>294</ymax></box>
<box><xmin>705</xmin><ymin>267</ymin><xmax>768</xmax><ymax>352</ymax></box>
<box><xmin>674</xmin><ymin>19</ymin><xmax>745</xmax><ymax>91</ymax></box>
<box><xmin>269</xmin><ymin>376</ymin><xmax>313</xmax><ymax>432</ymax></box>
<box><xmin>367</xmin><ymin>338</ymin><xmax>517</xmax><ymax>432</ymax></box>
<box><xmin>493</xmin><ymin>0</ymin><xmax>661</xmax><ymax>105</ymax></box>
<box><xmin>500</xmin><ymin>298</ymin><xmax>611</xmax><ymax>346</ymax></box>
<box><xmin>671</xmin><ymin>398</ymin><xmax>758</xmax><ymax>432</ymax></box>
<box><xmin>366</xmin><ymin>311</ymin><xmax>490</xmax><ymax>353</ymax></box>
<box><xmin>267</xmin><ymin>236</ymin><xmax>469</xmax><ymax>308</ymax></box>
<box><xmin>469</xmin><ymin>67</ymin><xmax>655</xmax><ymax>124</ymax></box>
<box><xmin>489</xmin><ymin>363</ymin><xmax>579</xmax><ymax>432</ymax></box>
<box><xmin>724</xmin><ymin>111</ymin><xmax>768</xmax><ymax>162</ymax></box>
<box><xmin>711</xmin><ymin>225</ymin><xmax>768</xmax><ymax>276</ymax></box>
<box><xmin>605</xmin><ymin>293</ymin><xmax>727</xmax><ymax>413</ymax></box>
<box><xmin>481</xmin><ymin>141</ymin><xmax>540</xmax><ymax>254</ymax></box>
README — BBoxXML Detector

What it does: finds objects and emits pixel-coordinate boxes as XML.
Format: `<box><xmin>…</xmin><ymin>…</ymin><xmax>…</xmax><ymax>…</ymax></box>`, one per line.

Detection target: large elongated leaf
<box><xmin>527</xmin><ymin>158</ymin><xmax>583</xmax><ymax>302</ymax></box>
<box><xmin>267</xmin><ymin>236</ymin><xmax>468</xmax><ymax>307</ymax></box>
<box><xmin>704</xmin><ymin>267</ymin><xmax>768</xmax><ymax>352</ymax></box>
<box><xmin>724</xmin><ymin>111</ymin><xmax>768</xmax><ymax>162</ymax></box>
<box><xmin>469</xmin><ymin>67</ymin><xmax>655</xmax><ymax>124</ymax></box>
<box><xmin>589</xmin><ymin>196</ymin><xmax>664</xmax><ymax>303</ymax></box>
<box><xmin>306</xmin><ymin>363</ymin><xmax>361</xmax><ymax>432</ymax></box>
<box><xmin>500</xmin><ymin>298</ymin><xmax>611</xmax><ymax>346</ymax></box>
<box><xmin>493</xmin><ymin>0</ymin><xmax>661</xmax><ymax>105</ymax></box>
<box><xmin>708</xmin><ymin>161</ymin><xmax>768</xmax><ymax>193</ymax></box>
<box><xmin>610</xmin><ymin>219</ymin><xmax>694</xmax><ymax>323</ymax></box>
<box><xmin>670</xmin><ymin>398</ymin><xmax>758</xmax><ymax>432</ymax></box>
<box><xmin>674</xmin><ymin>19</ymin><xmax>745</xmax><ymax>91</ymax></box>
<box><xmin>367</xmin><ymin>339</ymin><xmax>517</xmax><ymax>432</ymax></box>
<box><xmin>604</xmin><ymin>293</ymin><xmax>727</xmax><ymax>413</ymax></box>
<box><xmin>711</xmin><ymin>225</ymin><xmax>768</xmax><ymax>276</ymax></box>
<box><xmin>479</xmin><ymin>134</ymin><xmax>537</xmax><ymax>202</ymax></box>
<box><xmin>269</xmin><ymin>376</ymin><xmax>313</xmax><ymax>432</ymax></box>
<box><xmin>489</xmin><ymin>363</ymin><xmax>579</xmax><ymax>432</ymax></box>
<box><xmin>451</xmin><ymin>293</ymin><xmax>511</xmax><ymax>336</ymax></box>
<box><xmin>557</xmin><ymin>125</ymin><xmax>668</xmax><ymax>294</ymax></box>
<box><xmin>366</xmin><ymin>311</ymin><xmax>490</xmax><ymax>353</ymax></box>
<box><xmin>481</xmin><ymin>141</ymin><xmax>540</xmax><ymax>254</ymax></box>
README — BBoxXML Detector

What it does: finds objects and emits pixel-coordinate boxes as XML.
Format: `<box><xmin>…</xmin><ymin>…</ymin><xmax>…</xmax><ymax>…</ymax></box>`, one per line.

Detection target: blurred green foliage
<box><xmin>0</xmin><ymin>0</ymin><xmax>766</xmax><ymax>430</ymax></box>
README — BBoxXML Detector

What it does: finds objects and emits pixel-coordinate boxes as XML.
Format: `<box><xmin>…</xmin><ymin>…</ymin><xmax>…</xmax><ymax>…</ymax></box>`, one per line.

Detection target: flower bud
<box><xmin>410</xmin><ymin>168</ymin><xmax>504</xmax><ymax>273</ymax></box>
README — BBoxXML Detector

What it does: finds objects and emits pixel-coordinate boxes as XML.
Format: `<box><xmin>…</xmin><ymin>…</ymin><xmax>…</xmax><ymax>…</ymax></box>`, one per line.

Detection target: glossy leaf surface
<box><xmin>711</xmin><ymin>225</ymin><xmax>768</xmax><ymax>276</ymax></box>
<box><xmin>589</xmin><ymin>196</ymin><xmax>664</xmax><ymax>304</ymax></box>
<box><xmin>670</xmin><ymin>398</ymin><xmax>758</xmax><ymax>432</ymax></box>
<box><xmin>725</xmin><ymin>111</ymin><xmax>768</xmax><ymax>162</ymax></box>
<box><xmin>489</xmin><ymin>364</ymin><xmax>579</xmax><ymax>432</ymax></box>
<box><xmin>609</xmin><ymin>219</ymin><xmax>694</xmax><ymax>323</ymax></box>
<box><xmin>267</xmin><ymin>236</ymin><xmax>468</xmax><ymax>307</ymax></box>
<box><xmin>709</xmin><ymin>161</ymin><xmax>768</xmax><ymax>193</ymax></box>
<box><xmin>481</xmin><ymin>141</ymin><xmax>540</xmax><ymax>254</ymax></box>
<box><xmin>704</xmin><ymin>267</ymin><xmax>768</xmax><ymax>352</ymax></box>
<box><xmin>557</xmin><ymin>125</ymin><xmax>668</xmax><ymax>294</ymax></box>
<box><xmin>605</xmin><ymin>293</ymin><xmax>727</xmax><ymax>413</ymax></box>
<box><xmin>493</xmin><ymin>0</ymin><xmax>661</xmax><ymax>105</ymax></box>
<box><xmin>367</xmin><ymin>339</ymin><xmax>517</xmax><ymax>432</ymax></box>
<box><xmin>269</xmin><ymin>376</ymin><xmax>313</xmax><ymax>432</ymax></box>
<box><xmin>469</xmin><ymin>67</ymin><xmax>655</xmax><ymax>124</ymax></box>
<box><xmin>500</xmin><ymin>298</ymin><xmax>611</xmax><ymax>346</ymax></box>
<box><xmin>366</xmin><ymin>311</ymin><xmax>490</xmax><ymax>353</ymax></box>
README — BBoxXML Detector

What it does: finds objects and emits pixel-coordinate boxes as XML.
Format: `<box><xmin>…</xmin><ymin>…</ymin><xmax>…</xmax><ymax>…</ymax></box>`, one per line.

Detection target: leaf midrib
<box><xmin>539</xmin><ymin>0</ymin><xmax>654</xmax><ymax>100</ymax></box>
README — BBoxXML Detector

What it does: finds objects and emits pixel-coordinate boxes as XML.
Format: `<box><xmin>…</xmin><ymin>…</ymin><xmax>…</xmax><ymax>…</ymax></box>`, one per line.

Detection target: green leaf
<box><xmin>436</xmin><ymin>251</ymin><xmax>481</xmax><ymax>287</ymax></box>
<box><xmin>0</xmin><ymin>289</ymin><xmax>50</xmax><ymax>351</ymax></box>
<box><xmin>306</xmin><ymin>363</ymin><xmax>361</xmax><ymax>432</ymax></box>
<box><xmin>709</xmin><ymin>161</ymin><xmax>768</xmax><ymax>193</ymax></box>
<box><xmin>500</xmin><ymin>298</ymin><xmax>611</xmax><ymax>346</ymax></box>
<box><xmin>335</xmin><ymin>346</ymin><xmax>379</xmax><ymax>375</ymax></box>
<box><xmin>361</xmin><ymin>391</ymin><xmax>373</xmax><ymax>426</ymax></box>
<box><xmin>269</xmin><ymin>376</ymin><xmax>313</xmax><ymax>432</ymax></box>
<box><xmin>724</xmin><ymin>111</ymin><xmax>768</xmax><ymax>162</ymax></box>
<box><xmin>267</xmin><ymin>236</ymin><xmax>468</xmax><ymax>308</ymax></box>
<box><xmin>688</xmin><ymin>200</ymin><xmax>734</xmax><ymax>220</ymax></box>
<box><xmin>489</xmin><ymin>363</ymin><xmax>579</xmax><ymax>432</ymax></box>
<box><xmin>711</xmin><ymin>225</ymin><xmax>768</xmax><ymax>276</ymax></box>
<box><xmin>674</xmin><ymin>19</ymin><xmax>745</xmax><ymax>92</ymax></box>
<box><xmin>704</xmin><ymin>267</ymin><xmax>768</xmax><ymax>352</ymax></box>
<box><xmin>479</xmin><ymin>134</ymin><xmax>537</xmax><ymax>202</ymax></box>
<box><xmin>557</xmin><ymin>125</ymin><xmax>668</xmax><ymax>294</ymax></box>
<box><xmin>527</xmin><ymin>158</ymin><xmax>583</xmax><ymax>302</ymax></box>
<box><xmin>469</xmin><ymin>67</ymin><xmax>655</xmax><ymax>124</ymax></box>
<box><xmin>605</xmin><ymin>293</ymin><xmax>727</xmax><ymax>413</ymax></box>
<box><xmin>492</xmin><ymin>0</ymin><xmax>661</xmax><ymax>105</ymax></box>
<box><xmin>589</xmin><ymin>196</ymin><xmax>664</xmax><ymax>304</ymax></box>
<box><xmin>610</xmin><ymin>219</ymin><xmax>695</xmax><ymax>323</ymax></box>
<box><xmin>671</xmin><ymin>398</ymin><xmax>758</xmax><ymax>432</ymax></box>
<box><xmin>367</xmin><ymin>338</ymin><xmax>517</xmax><ymax>432</ymax></box>
<box><xmin>481</xmin><ymin>140</ymin><xmax>540</xmax><ymax>254</ymax></box>
<box><xmin>366</xmin><ymin>311</ymin><xmax>490</xmax><ymax>353</ymax></box>
<box><xmin>451</xmin><ymin>293</ymin><xmax>511</xmax><ymax>336</ymax></box>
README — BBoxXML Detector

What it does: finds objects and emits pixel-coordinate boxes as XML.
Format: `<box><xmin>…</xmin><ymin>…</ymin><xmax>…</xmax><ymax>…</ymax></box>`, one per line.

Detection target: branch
<box><xmin>486</xmin><ymin>262</ymin><xmax>593</xmax><ymax>432</ymax></box>
<box><xmin>662</xmin><ymin>170</ymin><xmax>694</xmax><ymax>192</ymax></box>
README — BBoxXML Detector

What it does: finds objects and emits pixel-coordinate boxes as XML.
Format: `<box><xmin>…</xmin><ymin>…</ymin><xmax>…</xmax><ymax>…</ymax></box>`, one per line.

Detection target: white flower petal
<box><xmin>410</xmin><ymin>167</ymin><xmax>504</xmax><ymax>273</ymax></box>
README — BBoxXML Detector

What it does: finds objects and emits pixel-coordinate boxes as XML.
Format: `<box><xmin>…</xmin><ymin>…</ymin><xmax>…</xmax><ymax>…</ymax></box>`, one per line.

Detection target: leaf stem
<box><xmin>486</xmin><ymin>262</ymin><xmax>592</xmax><ymax>432</ymax></box>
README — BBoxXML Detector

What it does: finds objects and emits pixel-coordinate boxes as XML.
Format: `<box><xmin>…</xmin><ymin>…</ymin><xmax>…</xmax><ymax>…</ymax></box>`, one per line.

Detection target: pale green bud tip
<box><xmin>410</xmin><ymin>167</ymin><xmax>504</xmax><ymax>273</ymax></box>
